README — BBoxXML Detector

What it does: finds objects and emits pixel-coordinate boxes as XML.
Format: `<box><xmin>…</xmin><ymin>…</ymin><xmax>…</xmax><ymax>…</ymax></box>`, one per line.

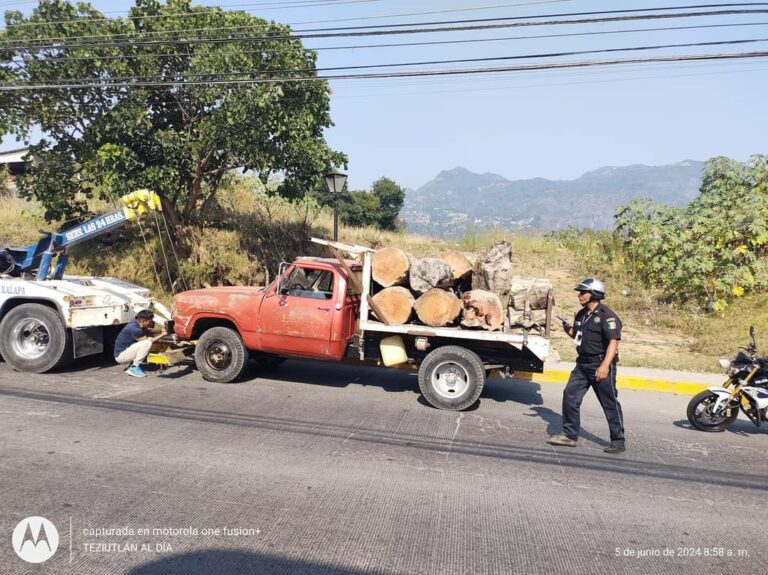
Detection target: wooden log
<box><xmin>409</xmin><ymin>257</ymin><xmax>454</xmax><ymax>294</ymax></box>
<box><xmin>372</xmin><ymin>247</ymin><xmax>410</xmax><ymax>287</ymax></box>
<box><xmin>471</xmin><ymin>241</ymin><xmax>513</xmax><ymax>306</ymax></box>
<box><xmin>460</xmin><ymin>290</ymin><xmax>503</xmax><ymax>331</ymax></box>
<box><xmin>510</xmin><ymin>277</ymin><xmax>552</xmax><ymax>310</ymax></box>
<box><xmin>370</xmin><ymin>286</ymin><xmax>414</xmax><ymax>325</ymax></box>
<box><xmin>414</xmin><ymin>288</ymin><xmax>462</xmax><ymax>327</ymax></box>
<box><xmin>440</xmin><ymin>251</ymin><xmax>473</xmax><ymax>281</ymax></box>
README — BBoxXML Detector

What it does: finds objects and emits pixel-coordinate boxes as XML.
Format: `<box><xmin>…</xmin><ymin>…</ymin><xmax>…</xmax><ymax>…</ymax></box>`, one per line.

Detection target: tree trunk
<box><xmin>372</xmin><ymin>246</ymin><xmax>410</xmax><ymax>287</ymax></box>
<box><xmin>460</xmin><ymin>290</ymin><xmax>504</xmax><ymax>331</ymax></box>
<box><xmin>414</xmin><ymin>288</ymin><xmax>462</xmax><ymax>327</ymax></box>
<box><xmin>440</xmin><ymin>250</ymin><xmax>473</xmax><ymax>281</ymax></box>
<box><xmin>471</xmin><ymin>241</ymin><xmax>513</xmax><ymax>306</ymax></box>
<box><xmin>370</xmin><ymin>286</ymin><xmax>414</xmax><ymax>325</ymax></box>
<box><xmin>409</xmin><ymin>257</ymin><xmax>454</xmax><ymax>294</ymax></box>
<box><xmin>510</xmin><ymin>277</ymin><xmax>552</xmax><ymax>310</ymax></box>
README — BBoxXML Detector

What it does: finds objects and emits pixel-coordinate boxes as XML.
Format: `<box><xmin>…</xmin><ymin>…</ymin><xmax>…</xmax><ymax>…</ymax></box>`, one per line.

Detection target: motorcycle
<box><xmin>687</xmin><ymin>326</ymin><xmax>768</xmax><ymax>432</ymax></box>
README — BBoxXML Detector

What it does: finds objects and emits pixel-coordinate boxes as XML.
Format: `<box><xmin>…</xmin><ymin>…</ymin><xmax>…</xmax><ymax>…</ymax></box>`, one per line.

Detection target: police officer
<box><xmin>547</xmin><ymin>278</ymin><xmax>625</xmax><ymax>454</ymax></box>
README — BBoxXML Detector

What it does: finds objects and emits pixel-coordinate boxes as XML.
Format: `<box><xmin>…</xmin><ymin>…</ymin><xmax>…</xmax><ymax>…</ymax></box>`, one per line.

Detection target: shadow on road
<box><xmin>128</xmin><ymin>549</ymin><xmax>368</xmax><ymax>575</ymax></box>
<box><xmin>2</xmin><ymin>384</ymin><xmax>766</xmax><ymax>493</ymax></box>
<box><xmin>673</xmin><ymin>418</ymin><xmax>768</xmax><ymax>436</ymax></box>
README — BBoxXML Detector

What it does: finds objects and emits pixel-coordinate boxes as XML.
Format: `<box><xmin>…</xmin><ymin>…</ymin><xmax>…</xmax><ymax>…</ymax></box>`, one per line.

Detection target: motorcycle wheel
<box><xmin>686</xmin><ymin>390</ymin><xmax>739</xmax><ymax>432</ymax></box>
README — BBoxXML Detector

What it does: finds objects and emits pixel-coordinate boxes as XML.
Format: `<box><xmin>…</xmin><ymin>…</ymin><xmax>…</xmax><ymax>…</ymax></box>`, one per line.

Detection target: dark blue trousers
<box><xmin>562</xmin><ymin>361</ymin><xmax>625</xmax><ymax>443</ymax></box>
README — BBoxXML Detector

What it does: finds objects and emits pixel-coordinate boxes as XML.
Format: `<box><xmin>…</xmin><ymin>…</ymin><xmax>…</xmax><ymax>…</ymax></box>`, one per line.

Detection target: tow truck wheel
<box><xmin>0</xmin><ymin>303</ymin><xmax>72</xmax><ymax>373</ymax></box>
<box><xmin>195</xmin><ymin>327</ymin><xmax>249</xmax><ymax>383</ymax></box>
<box><xmin>418</xmin><ymin>345</ymin><xmax>485</xmax><ymax>411</ymax></box>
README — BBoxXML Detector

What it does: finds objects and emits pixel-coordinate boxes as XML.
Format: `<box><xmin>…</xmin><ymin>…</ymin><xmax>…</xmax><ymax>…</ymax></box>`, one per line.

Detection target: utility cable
<box><xmin>3</xmin><ymin>4</ymin><xmax>768</xmax><ymax>49</ymax></box>
<box><xmin>1</xmin><ymin>50</ymin><xmax>767</xmax><ymax>90</ymax></box>
<box><xmin>6</xmin><ymin>21</ymin><xmax>768</xmax><ymax>66</ymax></box>
<box><xmin>3</xmin><ymin>37</ymin><xmax>768</xmax><ymax>86</ymax></box>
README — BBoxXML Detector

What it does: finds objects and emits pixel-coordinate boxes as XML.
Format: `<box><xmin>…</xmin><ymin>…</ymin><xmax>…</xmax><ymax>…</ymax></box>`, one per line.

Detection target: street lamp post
<box><xmin>324</xmin><ymin>171</ymin><xmax>348</xmax><ymax>241</ymax></box>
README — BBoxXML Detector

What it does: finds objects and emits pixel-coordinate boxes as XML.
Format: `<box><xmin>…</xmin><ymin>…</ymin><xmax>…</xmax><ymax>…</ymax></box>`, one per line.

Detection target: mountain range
<box><xmin>401</xmin><ymin>161</ymin><xmax>705</xmax><ymax>238</ymax></box>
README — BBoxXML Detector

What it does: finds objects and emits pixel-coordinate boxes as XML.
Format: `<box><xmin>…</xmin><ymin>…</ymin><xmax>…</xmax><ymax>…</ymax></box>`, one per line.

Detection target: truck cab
<box><xmin>173</xmin><ymin>257</ymin><xmax>362</xmax><ymax>382</ymax></box>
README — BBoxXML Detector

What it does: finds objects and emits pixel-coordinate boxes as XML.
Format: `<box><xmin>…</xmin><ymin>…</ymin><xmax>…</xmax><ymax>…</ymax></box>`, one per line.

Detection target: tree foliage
<box><xmin>0</xmin><ymin>0</ymin><xmax>346</xmax><ymax>223</ymax></box>
<box><xmin>616</xmin><ymin>155</ymin><xmax>768</xmax><ymax>310</ymax></box>
<box><xmin>338</xmin><ymin>177</ymin><xmax>405</xmax><ymax>231</ymax></box>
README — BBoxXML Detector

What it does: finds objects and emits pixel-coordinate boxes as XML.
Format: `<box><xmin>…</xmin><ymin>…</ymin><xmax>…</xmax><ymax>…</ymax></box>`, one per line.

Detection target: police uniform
<box><xmin>562</xmin><ymin>302</ymin><xmax>625</xmax><ymax>446</ymax></box>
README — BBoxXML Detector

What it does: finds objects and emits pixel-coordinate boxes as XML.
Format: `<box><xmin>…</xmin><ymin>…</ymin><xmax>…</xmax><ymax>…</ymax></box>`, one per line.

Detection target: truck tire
<box><xmin>418</xmin><ymin>345</ymin><xmax>485</xmax><ymax>411</ymax></box>
<box><xmin>195</xmin><ymin>327</ymin><xmax>249</xmax><ymax>383</ymax></box>
<box><xmin>0</xmin><ymin>303</ymin><xmax>72</xmax><ymax>373</ymax></box>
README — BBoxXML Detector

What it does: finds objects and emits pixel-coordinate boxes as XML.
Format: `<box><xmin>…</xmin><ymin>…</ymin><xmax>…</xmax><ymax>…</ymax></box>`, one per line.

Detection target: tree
<box><xmin>336</xmin><ymin>177</ymin><xmax>405</xmax><ymax>230</ymax></box>
<box><xmin>0</xmin><ymin>0</ymin><xmax>346</xmax><ymax>223</ymax></box>
<box><xmin>615</xmin><ymin>155</ymin><xmax>768</xmax><ymax>309</ymax></box>
<box><xmin>371</xmin><ymin>177</ymin><xmax>405</xmax><ymax>231</ymax></box>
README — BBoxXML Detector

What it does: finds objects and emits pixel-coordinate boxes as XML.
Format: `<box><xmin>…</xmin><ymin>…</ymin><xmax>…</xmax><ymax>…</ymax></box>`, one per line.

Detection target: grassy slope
<box><xmin>2</xmin><ymin>190</ymin><xmax>759</xmax><ymax>373</ymax></box>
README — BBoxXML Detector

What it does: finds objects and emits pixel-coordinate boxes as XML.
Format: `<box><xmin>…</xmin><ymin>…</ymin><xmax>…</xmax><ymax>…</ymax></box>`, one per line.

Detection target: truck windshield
<box><xmin>282</xmin><ymin>267</ymin><xmax>334</xmax><ymax>299</ymax></box>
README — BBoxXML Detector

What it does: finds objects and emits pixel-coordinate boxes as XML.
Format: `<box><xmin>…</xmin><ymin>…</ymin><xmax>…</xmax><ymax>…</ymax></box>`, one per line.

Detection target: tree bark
<box><xmin>461</xmin><ymin>290</ymin><xmax>504</xmax><ymax>331</ymax></box>
<box><xmin>471</xmin><ymin>241</ymin><xmax>513</xmax><ymax>306</ymax></box>
<box><xmin>409</xmin><ymin>257</ymin><xmax>454</xmax><ymax>294</ymax></box>
<box><xmin>372</xmin><ymin>246</ymin><xmax>410</xmax><ymax>287</ymax></box>
<box><xmin>370</xmin><ymin>286</ymin><xmax>414</xmax><ymax>325</ymax></box>
<box><xmin>509</xmin><ymin>277</ymin><xmax>552</xmax><ymax>310</ymax></box>
<box><xmin>414</xmin><ymin>288</ymin><xmax>462</xmax><ymax>327</ymax></box>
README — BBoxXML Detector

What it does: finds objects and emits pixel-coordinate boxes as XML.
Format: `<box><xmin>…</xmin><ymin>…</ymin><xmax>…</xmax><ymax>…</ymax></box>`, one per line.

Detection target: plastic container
<box><xmin>379</xmin><ymin>335</ymin><xmax>408</xmax><ymax>366</ymax></box>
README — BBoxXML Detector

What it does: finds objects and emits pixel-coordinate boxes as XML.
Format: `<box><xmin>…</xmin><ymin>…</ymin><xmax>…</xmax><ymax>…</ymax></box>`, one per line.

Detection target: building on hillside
<box><xmin>0</xmin><ymin>147</ymin><xmax>36</xmax><ymax>195</ymax></box>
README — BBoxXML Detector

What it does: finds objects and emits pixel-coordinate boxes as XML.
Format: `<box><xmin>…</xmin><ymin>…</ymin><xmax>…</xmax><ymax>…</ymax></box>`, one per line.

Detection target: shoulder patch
<box><xmin>606</xmin><ymin>317</ymin><xmax>617</xmax><ymax>330</ymax></box>
<box><xmin>593</xmin><ymin>316</ymin><xmax>601</xmax><ymax>324</ymax></box>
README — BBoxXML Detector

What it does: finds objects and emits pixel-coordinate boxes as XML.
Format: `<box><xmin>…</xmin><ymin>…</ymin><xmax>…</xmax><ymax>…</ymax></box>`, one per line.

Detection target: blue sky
<box><xmin>2</xmin><ymin>0</ymin><xmax>767</xmax><ymax>190</ymax></box>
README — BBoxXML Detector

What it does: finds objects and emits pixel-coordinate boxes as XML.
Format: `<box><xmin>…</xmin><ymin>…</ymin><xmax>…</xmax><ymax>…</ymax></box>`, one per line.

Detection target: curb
<box><xmin>517</xmin><ymin>369</ymin><xmax>713</xmax><ymax>396</ymax></box>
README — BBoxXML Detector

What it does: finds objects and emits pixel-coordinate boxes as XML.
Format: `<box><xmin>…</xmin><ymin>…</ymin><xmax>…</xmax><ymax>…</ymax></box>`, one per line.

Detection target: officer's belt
<box><xmin>576</xmin><ymin>353</ymin><xmax>605</xmax><ymax>363</ymax></box>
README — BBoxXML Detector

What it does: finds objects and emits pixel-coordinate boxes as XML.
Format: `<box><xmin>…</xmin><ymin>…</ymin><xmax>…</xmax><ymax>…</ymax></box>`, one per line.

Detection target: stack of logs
<box><xmin>369</xmin><ymin>241</ymin><xmax>552</xmax><ymax>332</ymax></box>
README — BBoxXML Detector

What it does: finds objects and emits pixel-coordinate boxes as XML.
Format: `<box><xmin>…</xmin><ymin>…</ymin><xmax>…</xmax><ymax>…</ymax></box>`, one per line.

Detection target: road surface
<box><xmin>1</xmin><ymin>357</ymin><xmax>766</xmax><ymax>574</ymax></box>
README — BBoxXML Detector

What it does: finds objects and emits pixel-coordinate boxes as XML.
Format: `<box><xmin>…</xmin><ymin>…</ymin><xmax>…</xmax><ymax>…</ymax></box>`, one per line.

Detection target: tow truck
<box><xmin>168</xmin><ymin>238</ymin><xmax>550</xmax><ymax>411</ymax></box>
<box><xmin>0</xmin><ymin>190</ymin><xmax>172</xmax><ymax>373</ymax></box>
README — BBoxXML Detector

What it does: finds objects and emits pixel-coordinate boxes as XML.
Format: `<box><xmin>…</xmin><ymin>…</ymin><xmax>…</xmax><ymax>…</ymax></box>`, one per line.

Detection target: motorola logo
<box><xmin>12</xmin><ymin>516</ymin><xmax>59</xmax><ymax>564</ymax></box>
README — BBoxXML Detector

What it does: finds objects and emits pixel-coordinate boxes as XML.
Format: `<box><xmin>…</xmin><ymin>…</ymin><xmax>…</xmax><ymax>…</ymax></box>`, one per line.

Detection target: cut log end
<box><xmin>461</xmin><ymin>289</ymin><xmax>503</xmax><ymax>331</ymax></box>
<box><xmin>440</xmin><ymin>251</ymin><xmax>473</xmax><ymax>281</ymax></box>
<box><xmin>414</xmin><ymin>288</ymin><xmax>462</xmax><ymax>327</ymax></box>
<box><xmin>370</xmin><ymin>286</ymin><xmax>415</xmax><ymax>325</ymax></box>
<box><xmin>372</xmin><ymin>246</ymin><xmax>410</xmax><ymax>287</ymax></box>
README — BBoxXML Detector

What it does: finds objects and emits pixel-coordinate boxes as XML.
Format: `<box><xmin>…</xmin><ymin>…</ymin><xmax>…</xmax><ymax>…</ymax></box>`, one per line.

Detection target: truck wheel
<box><xmin>418</xmin><ymin>345</ymin><xmax>485</xmax><ymax>411</ymax></box>
<box><xmin>0</xmin><ymin>303</ymin><xmax>72</xmax><ymax>373</ymax></box>
<box><xmin>195</xmin><ymin>327</ymin><xmax>249</xmax><ymax>383</ymax></box>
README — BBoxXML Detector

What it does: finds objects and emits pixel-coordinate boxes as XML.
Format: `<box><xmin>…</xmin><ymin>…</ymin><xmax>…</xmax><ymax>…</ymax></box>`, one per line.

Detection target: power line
<box><xmin>6</xmin><ymin>37</ymin><xmax>768</xmax><ymax>85</ymax></box>
<box><xmin>3</xmin><ymin>3</ymin><xmax>767</xmax><ymax>47</ymax></box>
<box><xmin>0</xmin><ymin>0</ymin><xmax>564</xmax><ymax>29</ymax></box>
<box><xmin>0</xmin><ymin>1</ymin><xmax>572</xmax><ymax>30</ymax></box>
<box><xmin>0</xmin><ymin>50</ymin><xmax>766</xmax><ymax>90</ymax></box>
<box><xmin>5</xmin><ymin>22</ymin><xmax>768</xmax><ymax>66</ymax></box>
<box><xmin>4</xmin><ymin>8</ymin><xmax>768</xmax><ymax>51</ymax></box>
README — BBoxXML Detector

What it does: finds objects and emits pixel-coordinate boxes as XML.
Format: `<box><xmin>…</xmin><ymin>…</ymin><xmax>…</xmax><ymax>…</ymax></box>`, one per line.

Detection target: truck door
<box><xmin>258</xmin><ymin>265</ymin><xmax>336</xmax><ymax>357</ymax></box>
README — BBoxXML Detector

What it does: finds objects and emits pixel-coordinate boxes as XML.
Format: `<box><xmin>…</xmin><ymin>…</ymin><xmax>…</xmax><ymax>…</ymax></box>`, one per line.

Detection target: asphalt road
<box><xmin>1</xmin><ymin>356</ymin><xmax>766</xmax><ymax>575</ymax></box>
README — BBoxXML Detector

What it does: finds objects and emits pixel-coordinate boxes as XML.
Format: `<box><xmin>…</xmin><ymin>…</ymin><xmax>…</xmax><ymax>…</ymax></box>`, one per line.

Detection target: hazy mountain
<box><xmin>402</xmin><ymin>161</ymin><xmax>704</xmax><ymax>238</ymax></box>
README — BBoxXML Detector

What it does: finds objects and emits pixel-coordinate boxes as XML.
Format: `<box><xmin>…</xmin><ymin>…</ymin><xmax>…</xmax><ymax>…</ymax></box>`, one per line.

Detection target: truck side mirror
<box><xmin>277</xmin><ymin>262</ymin><xmax>290</xmax><ymax>296</ymax></box>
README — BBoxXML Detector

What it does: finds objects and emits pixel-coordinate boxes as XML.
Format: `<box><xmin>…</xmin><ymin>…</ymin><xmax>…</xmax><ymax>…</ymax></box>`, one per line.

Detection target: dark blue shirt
<box><xmin>114</xmin><ymin>322</ymin><xmax>147</xmax><ymax>357</ymax></box>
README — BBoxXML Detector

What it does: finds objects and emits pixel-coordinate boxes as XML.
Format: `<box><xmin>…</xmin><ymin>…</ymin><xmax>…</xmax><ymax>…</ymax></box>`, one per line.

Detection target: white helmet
<box><xmin>574</xmin><ymin>278</ymin><xmax>606</xmax><ymax>300</ymax></box>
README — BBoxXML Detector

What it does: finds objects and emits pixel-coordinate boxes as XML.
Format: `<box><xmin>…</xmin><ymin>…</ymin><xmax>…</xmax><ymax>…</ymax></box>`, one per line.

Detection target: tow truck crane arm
<box><xmin>0</xmin><ymin>189</ymin><xmax>162</xmax><ymax>281</ymax></box>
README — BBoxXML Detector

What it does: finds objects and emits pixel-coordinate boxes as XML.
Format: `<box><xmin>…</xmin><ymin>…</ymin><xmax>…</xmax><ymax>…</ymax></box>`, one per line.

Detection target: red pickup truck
<box><xmin>170</xmin><ymin>238</ymin><xmax>550</xmax><ymax>411</ymax></box>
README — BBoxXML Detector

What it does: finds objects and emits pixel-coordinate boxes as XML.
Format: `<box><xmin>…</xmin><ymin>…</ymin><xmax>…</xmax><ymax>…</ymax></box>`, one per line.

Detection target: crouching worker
<box><xmin>114</xmin><ymin>309</ymin><xmax>166</xmax><ymax>378</ymax></box>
